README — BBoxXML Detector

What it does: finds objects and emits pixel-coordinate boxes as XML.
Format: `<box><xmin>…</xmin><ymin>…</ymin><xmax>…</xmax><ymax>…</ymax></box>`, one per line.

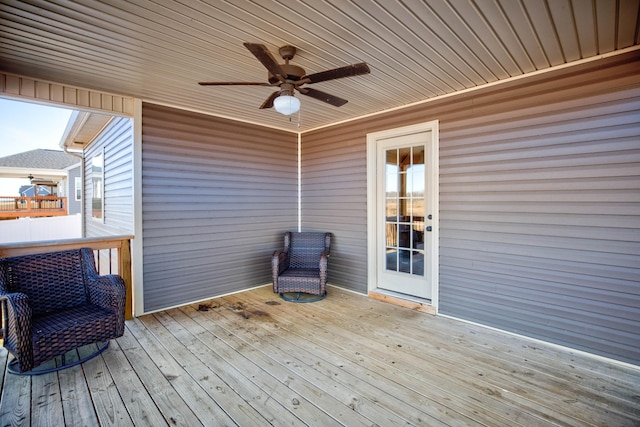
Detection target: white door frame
<box><xmin>366</xmin><ymin>121</ymin><xmax>439</xmax><ymax>311</ymax></box>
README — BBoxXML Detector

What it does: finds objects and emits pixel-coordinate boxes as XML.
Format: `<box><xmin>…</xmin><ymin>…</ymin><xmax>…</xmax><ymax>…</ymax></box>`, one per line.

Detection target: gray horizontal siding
<box><xmin>141</xmin><ymin>103</ymin><xmax>297</xmax><ymax>312</ymax></box>
<box><xmin>303</xmin><ymin>51</ymin><xmax>640</xmax><ymax>364</ymax></box>
<box><xmin>67</xmin><ymin>165</ymin><xmax>81</xmax><ymax>215</ymax></box>
<box><xmin>84</xmin><ymin>116</ymin><xmax>134</xmax><ymax>237</ymax></box>
<box><xmin>301</xmin><ymin>126</ymin><xmax>368</xmax><ymax>292</ymax></box>
<box><xmin>438</xmin><ymin>85</ymin><xmax>640</xmax><ymax>363</ymax></box>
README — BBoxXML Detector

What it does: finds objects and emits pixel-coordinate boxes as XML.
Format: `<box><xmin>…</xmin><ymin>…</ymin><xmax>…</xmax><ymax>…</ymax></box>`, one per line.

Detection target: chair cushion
<box><xmin>31</xmin><ymin>303</ymin><xmax>118</xmax><ymax>367</ymax></box>
<box><xmin>277</xmin><ymin>268</ymin><xmax>322</xmax><ymax>294</ymax></box>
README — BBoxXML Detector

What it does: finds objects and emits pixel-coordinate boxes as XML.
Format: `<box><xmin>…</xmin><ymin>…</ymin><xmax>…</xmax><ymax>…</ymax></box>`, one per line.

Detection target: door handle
<box><xmin>426</xmin><ymin>226</ymin><xmax>432</xmax><ymax>232</ymax></box>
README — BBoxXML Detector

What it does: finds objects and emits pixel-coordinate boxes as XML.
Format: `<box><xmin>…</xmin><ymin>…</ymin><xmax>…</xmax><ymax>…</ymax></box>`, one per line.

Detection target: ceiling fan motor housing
<box><xmin>268</xmin><ymin>64</ymin><xmax>306</xmax><ymax>84</ymax></box>
<box><xmin>278</xmin><ymin>45</ymin><xmax>296</xmax><ymax>60</ymax></box>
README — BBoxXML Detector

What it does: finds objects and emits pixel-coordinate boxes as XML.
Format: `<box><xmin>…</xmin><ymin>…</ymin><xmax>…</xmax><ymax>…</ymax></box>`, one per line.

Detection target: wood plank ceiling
<box><xmin>1</xmin><ymin>0</ymin><xmax>639</xmax><ymax>132</ymax></box>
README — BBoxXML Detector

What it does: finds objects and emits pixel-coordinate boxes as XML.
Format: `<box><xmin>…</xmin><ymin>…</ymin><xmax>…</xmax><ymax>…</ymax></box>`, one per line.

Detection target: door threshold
<box><xmin>368</xmin><ymin>289</ymin><xmax>436</xmax><ymax>315</ymax></box>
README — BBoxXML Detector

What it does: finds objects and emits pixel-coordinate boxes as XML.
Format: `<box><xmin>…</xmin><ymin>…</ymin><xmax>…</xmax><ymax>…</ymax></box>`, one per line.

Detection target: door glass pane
<box><xmin>413</xmin><ymin>251</ymin><xmax>424</xmax><ymax>276</ymax></box>
<box><xmin>409</xmin><ymin>166</ymin><xmax>424</xmax><ymax>198</ymax></box>
<box><xmin>386</xmin><ymin>148</ymin><xmax>398</xmax><ymax>167</ymax></box>
<box><xmin>385</xmin><ymin>148</ymin><xmax>398</xmax><ymax>272</ymax></box>
<box><xmin>413</xmin><ymin>145</ymin><xmax>424</xmax><ymax>164</ymax></box>
<box><xmin>384</xmin><ymin>144</ymin><xmax>427</xmax><ymax>277</ymax></box>
<box><xmin>385</xmin><ymin>199</ymin><xmax>397</xmax><ymax>217</ymax></box>
<box><xmin>385</xmin><ymin>221</ymin><xmax>397</xmax><ymax>247</ymax></box>
<box><xmin>386</xmin><ymin>248</ymin><xmax>397</xmax><ymax>271</ymax></box>
<box><xmin>411</xmin><ymin>198</ymin><xmax>425</xmax><ymax>218</ymax></box>
<box><xmin>398</xmin><ymin>249</ymin><xmax>411</xmax><ymax>273</ymax></box>
<box><xmin>398</xmin><ymin>147</ymin><xmax>411</xmax><ymax>168</ymax></box>
<box><xmin>398</xmin><ymin>222</ymin><xmax>411</xmax><ymax>249</ymax></box>
<box><xmin>411</xmin><ymin>224</ymin><xmax>423</xmax><ymax>250</ymax></box>
<box><xmin>398</xmin><ymin>197</ymin><xmax>410</xmax><ymax>217</ymax></box>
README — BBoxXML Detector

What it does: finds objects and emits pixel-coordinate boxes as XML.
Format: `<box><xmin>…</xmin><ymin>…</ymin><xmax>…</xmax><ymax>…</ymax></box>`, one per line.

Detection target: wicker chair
<box><xmin>272</xmin><ymin>231</ymin><xmax>332</xmax><ymax>302</ymax></box>
<box><xmin>0</xmin><ymin>248</ymin><xmax>126</xmax><ymax>375</ymax></box>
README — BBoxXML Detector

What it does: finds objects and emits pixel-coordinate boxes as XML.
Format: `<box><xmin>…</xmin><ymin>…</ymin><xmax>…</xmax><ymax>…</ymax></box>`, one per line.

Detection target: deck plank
<box><xmin>78</xmin><ymin>344</ymin><xmax>134</xmax><ymax>426</ymax></box>
<box><xmin>224</xmin><ymin>290</ymin><xmax>543</xmax><ymax>426</ymax></box>
<box><xmin>0</xmin><ymin>285</ymin><xmax>638</xmax><ymax>426</ymax></box>
<box><xmin>115</xmin><ymin>324</ymin><xmax>203</xmax><ymax>426</ymax></box>
<box><xmin>172</xmin><ymin>306</ymin><xmax>386</xmax><ymax>427</ymax></box>
<box><xmin>0</xmin><ymin>363</ymin><xmax>30</xmax><ymax>426</ymax></box>
<box><xmin>150</xmin><ymin>308</ymin><xmax>308</xmax><ymax>426</ymax></box>
<box><xmin>156</xmin><ymin>308</ymin><xmax>348</xmax><ymax>426</ymax></box>
<box><xmin>99</xmin><ymin>339</ymin><xmax>167</xmax><ymax>426</ymax></box>
<box><xmin>237</xmin><ymin>286</ymin><xmax>640</xmax><ymax>426</ymax></box>
<box><xmin>318</xmin><ymin>287</ymin><xmax>640</xmax><ymax>423</ymax></box>
<box><xmin>30</xmin><ymin>360</ymin><xmax>64</xmax><ymax>427</ymax></box>
<box><xmin>125</xmin><ymin>317</ymin><xmax>237</xmax><ymax>426</ymax></box>
<box><xmin>0</xmin><ymin>349</ymin><xmax>7</xmax><ymax>404</ymax></box>
<box><xmin>183</xmin><ymin>301</ymin><xmax>447</xmax><ymax>427</ymax></box>
<box><xmin>139</xmin><ymin>312</ymin><xmax>274</xmax><ymax>426</ymax></box>
<box><xmin>332</xmin><ymin>288</ymin><xmax>640</xmax><ymax>387</ymax></box>
<box><xmin>57</xmin><ymin>350</ymin><xmax>100</xmax><ymax>426</ymax></box>
<box><xmin>332</xmin><ymin>288</ymin><xmax>640</xmax><ymax>386</ymax></box>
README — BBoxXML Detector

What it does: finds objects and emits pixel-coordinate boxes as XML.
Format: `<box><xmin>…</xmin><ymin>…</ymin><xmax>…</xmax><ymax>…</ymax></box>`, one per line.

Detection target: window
<box><xmin>75</xmin><ymin>176</ymin><xmax>82</xmax><ymax>201</ymax></box>
<box><xmin>91</xmin><ymin>152</ymin><xmax>104</xmax><ymax>220</ymax></box>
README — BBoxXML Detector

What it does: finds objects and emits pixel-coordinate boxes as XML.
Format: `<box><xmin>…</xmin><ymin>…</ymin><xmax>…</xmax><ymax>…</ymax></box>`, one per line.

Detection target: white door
<box><xmin>368</xmin><ymin>122</ymin><xmax>438</xmax><ymax>302</ymax></box>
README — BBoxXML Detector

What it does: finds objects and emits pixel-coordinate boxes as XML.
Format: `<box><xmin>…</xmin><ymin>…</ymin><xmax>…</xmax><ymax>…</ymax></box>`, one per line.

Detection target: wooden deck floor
<box><xmin>1</xmin><ymin>285</ymin><xmax>638</xmax><ymax>426</ymax></box>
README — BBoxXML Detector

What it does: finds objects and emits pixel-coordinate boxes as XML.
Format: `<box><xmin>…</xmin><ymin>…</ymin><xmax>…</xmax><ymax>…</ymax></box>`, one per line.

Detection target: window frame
<box><xmin>91</xmin><ymin>149</ymin><xmax>104</xmax><ymax>222</ymax></box>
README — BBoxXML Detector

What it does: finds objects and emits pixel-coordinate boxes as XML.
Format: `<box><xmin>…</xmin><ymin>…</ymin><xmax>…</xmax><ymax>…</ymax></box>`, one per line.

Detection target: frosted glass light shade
<box><xmin>273</xmin><ymin>95</ymin><xmax>300</xmax><ymax>115</ymax></box>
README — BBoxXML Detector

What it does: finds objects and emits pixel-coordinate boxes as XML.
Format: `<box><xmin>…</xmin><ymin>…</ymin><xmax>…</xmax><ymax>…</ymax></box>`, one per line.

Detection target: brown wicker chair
<box><xmin>0</xmin><ymin>248</ymin><xmax>126</xmax><ymax>375</ymax></box>
<box><xmin>272</xmin><ymin>231</ymin><xmax>331</xmax><ymax>302</ymax></box>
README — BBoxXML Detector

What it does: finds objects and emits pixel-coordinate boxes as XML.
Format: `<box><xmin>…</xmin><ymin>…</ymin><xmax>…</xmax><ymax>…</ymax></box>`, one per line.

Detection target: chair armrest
<box><xmin>1</xmin><ymin>292</ymin><xmax>33</xmax><ymax>359</ymax></box>
<box><xmin>87</xmin><ymin>275</ymin><xmax>126</xmax><ymax>315</ymax></box>
<box><xmin>319</xmin><ymin>251</ymin><xmax>329</xmax><ymax>279</ymax></box>
<box><xmin>272</xmin><ymin>249</ymin><xmax>290</xmax><ymax>276</ymax></box>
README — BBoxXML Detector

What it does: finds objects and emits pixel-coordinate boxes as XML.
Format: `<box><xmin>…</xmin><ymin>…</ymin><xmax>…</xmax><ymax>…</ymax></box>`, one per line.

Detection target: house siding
<box><xmin>66</xmin><ymin>164</ymin><xmax>82</xmax><ymax>215</ymax></box>
<box><xmin>302</xmin><ymin>51</ymin><xmax>640</xmax><ymax>364</ymax></box>
<box><xmin>84</xmin><ymin>116</ymin><xmax>134</xmax><ymax>237</ymax></box>
<box><xmin>301</xmin><ymin>126</ymin><xmax>369</xmax><ymax>290</ymax></box>
<box><xmin>141</xmin><ymin>103</ymin><xmax>297</xmax><ymax>312</ymax></box>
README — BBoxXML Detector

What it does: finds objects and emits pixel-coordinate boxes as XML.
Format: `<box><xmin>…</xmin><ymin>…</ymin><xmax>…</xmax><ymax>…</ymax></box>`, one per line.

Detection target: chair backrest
<box><xmin>2</xmin><ymin>249</ymin><xmax>90</xmax><ymax>315</ymax></box>
<box><xmin>289</xmin><ymin>232</ymin><xmax>330</xmax><ymax>269</ymax></box>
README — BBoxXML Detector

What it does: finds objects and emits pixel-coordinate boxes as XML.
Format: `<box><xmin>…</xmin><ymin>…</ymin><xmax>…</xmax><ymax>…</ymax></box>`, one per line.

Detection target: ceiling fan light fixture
<box><xmin>273</xmin><ymin>95</ymin><xmax>300</xmax><ymax>115</ymax></box>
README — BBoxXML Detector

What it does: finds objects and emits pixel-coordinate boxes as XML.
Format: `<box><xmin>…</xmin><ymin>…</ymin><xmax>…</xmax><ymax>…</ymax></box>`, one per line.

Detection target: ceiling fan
<box><xmin>198</xmin><ymin>43</ymin><xmax>370</xmax><ymax>115</ymax></box>
<box><xmin>25</xmin><ymin>174</ymin><xmax>56</xmax><ymax>185</ymax></box>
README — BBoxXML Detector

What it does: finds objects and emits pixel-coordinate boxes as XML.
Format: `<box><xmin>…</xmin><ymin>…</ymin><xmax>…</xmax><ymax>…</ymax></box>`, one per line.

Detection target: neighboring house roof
<box><xmin>0</xmin><ymin>149</ymin><xmax>82</xmax><ymax>181</ymax></box>
<box><xmin>0</xmin><ymin>149</ymin><xmax>79</xmax><ymax>170</ymax></box>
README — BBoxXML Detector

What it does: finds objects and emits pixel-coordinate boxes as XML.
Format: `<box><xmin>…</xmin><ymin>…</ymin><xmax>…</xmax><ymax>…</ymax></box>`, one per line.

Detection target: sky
<box><xmin>0</xmin><ymin>98</ymin><xmax>73</xmax><ymax>195</ymax></box>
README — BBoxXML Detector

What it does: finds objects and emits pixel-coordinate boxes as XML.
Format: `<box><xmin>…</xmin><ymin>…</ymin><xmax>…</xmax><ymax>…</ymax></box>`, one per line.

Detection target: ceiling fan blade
<box><xmin>243</xmin><ymin>42</ymin><xmax>288</xmax><ymax>82</ymax></box>
<box><xmin>260</xmin><ymin>91</ymin><xmax>280</xmax><ymax>109</ymax></box>
<box><xmin>198</xmin><ymin>82</ymin><xmax>272</xmax><ymax>86</ymax></box>
<box><xmin>298</xmin><ymin>87</ymin><xmax>348</xmax><ymax>107</ymax></box>
<box><xmin>302</xmin><ymin>62</ymin><xmax>370</xmax><ymax>84</ymax></box>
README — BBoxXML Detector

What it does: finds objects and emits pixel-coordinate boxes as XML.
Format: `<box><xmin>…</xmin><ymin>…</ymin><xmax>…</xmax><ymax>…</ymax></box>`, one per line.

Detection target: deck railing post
<box><xmin>119</xmin><ymin>239</ymin><xmax>133</xmax><ymax>320</ymax></box>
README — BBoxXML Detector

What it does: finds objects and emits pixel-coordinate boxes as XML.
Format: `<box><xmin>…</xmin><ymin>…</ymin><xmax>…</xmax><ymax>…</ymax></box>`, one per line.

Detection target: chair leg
<box><xmin>8</xmin><ymin>341</ymin><xmax>110</xmax><ymax>376</ymax></box>
<box><xmin>279</xmin><ymin>291</ymin><xmax>327</xmax><ymax>303</ymax></box>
